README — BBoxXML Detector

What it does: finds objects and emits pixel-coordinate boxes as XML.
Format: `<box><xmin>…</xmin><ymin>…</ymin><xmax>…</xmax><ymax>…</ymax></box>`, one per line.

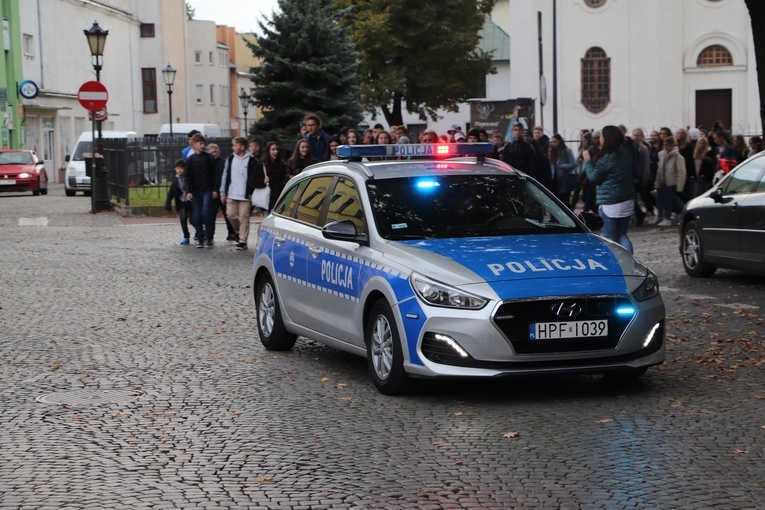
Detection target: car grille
<box><xmin>493</xmin><ymin>296</ymin><xmax>634</xmax><ymax>354</ymax></box>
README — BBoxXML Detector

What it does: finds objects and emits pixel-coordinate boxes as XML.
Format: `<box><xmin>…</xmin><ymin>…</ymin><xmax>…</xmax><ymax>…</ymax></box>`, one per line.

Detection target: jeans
<box><xmin>657</xmin><ymin>185</ymin><xmax>677</xmax><ymax>221</ymax></box>
<box><xmin>599</xmin><ymin>207</ymin><xmax>633</xmax><ymax>253</ymax></box>
<box><xmin>178</xmin><ymin>202</ymin><xmax>191</xmax><ymax>239</ymax></box>
<box><xmin>191</xmin><ymin>190</ymin><xmax>215</xmax><ymax>241</ymax></box>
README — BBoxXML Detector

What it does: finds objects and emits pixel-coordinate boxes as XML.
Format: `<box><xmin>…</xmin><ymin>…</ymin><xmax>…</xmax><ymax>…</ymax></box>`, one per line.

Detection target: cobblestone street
<box><xmin>1</xmin><ymin>185</ymin><xmax>763</xmax><ymax>509</ymax></box>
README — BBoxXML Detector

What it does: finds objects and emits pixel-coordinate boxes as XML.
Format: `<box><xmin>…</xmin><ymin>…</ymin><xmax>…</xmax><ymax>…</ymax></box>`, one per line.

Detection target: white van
<box><xmin>65</xmin><ymin>130</ymin><xmax>137</xmax><ymax>196</ymax></box>
<box><xmin>158</xmin><ymin>123</ymin><xmax>221</xmax><ymax>140</ymax></box>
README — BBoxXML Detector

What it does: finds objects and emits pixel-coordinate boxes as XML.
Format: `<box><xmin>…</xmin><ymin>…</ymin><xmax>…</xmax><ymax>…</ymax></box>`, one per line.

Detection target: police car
<box><xmin>253</xmin><ymin>143</ymin><xmax>665</xmax><ymax>394</ymax></box>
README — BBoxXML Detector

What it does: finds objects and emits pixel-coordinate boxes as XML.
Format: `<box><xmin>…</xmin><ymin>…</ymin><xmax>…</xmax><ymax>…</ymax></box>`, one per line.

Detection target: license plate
<box><xmin>77</xmin><ymin>177</ymin><xmax>90</xmax><ymax>185</ymax></box>
<box><xmin>530</xmin><ymin>320</ymin><xmax>608</xmax><ymax>340</ymax></box>
<box><xmin>0</xmin><ymin>180</ymin><xmax>16</xmax><ymax>185</ymax></box>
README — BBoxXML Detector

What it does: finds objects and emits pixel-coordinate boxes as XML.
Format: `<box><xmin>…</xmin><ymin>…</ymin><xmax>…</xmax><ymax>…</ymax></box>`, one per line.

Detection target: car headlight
<box><xmin>66</xmin><ymin>167</ymin><xmax>77</xmax><ymax>176</ymax></box>
<box><xmin>19</xmin><ymin>172</ymin><xmax>31</xmax><ymax>178</ymax></box>
<box><xmin>633</xmin><ymin>270</ymin><xmax>660</xmax><ymax>301</ymax></box>
<box><xmin>411</xmin><ymin>274</ymin><xmax>488</xmax><ymax>310</ymax></box>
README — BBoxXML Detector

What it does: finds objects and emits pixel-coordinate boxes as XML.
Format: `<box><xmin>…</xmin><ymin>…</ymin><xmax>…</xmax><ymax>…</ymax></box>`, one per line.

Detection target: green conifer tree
<box><xmin>247</xmin><ymin>0</ymin><xmax>363</xmax><ymax>145</ymax></box>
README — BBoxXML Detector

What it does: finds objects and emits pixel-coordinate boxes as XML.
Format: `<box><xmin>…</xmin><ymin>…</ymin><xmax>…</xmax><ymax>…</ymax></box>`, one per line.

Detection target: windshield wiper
<box><xmin>384</xmin><ymin>234</ymin><xmax>428</xmax><ymax>240</ymax></box>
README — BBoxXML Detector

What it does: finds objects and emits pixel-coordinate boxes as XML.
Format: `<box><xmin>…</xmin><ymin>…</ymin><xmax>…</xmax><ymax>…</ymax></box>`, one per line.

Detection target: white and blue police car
<box><xmin>253</xmin><ymin>143</ymin><xmax>665</xmax><ymax>394</ymax></box>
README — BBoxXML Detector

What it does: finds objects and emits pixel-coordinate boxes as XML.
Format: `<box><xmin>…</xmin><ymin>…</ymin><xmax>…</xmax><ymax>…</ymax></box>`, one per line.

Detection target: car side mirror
<box><xmin>578</xmin><ymin>211</ymin><xmax>604</xmax><ymax>231</ymax></box>
<box><xmin>323</xmin><ymin>220</ymin><xmax>368</xmax><ymax>244</ymax></box>
<box><xmin>711</xmin><ymin>187</ymin><xmax>725</xmax><ymax>203</ymax></box>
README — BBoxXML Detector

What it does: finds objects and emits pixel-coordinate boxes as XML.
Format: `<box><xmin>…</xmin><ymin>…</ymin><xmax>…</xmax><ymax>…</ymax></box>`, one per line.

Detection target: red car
<box><xmin>0</xmin><ymin>150</ymin><xmax>48</xmax><ymax>196</ymax></box>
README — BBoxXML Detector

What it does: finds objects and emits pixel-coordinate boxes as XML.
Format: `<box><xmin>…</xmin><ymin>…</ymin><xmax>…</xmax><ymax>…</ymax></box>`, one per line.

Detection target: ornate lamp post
<box><xmin>162</xmin><ymin>64</ymin><xmax>177</xmax><ymax>137</ymax></box>
<box><xmin>84</xmin><ymin>20</ymin><xmax>108</xmax><ymax>82</ymax></box>
<box><xmin>83</xmin><ymin>20</ymin><xmax>108</xmax><ymax>213</ymax></box>
<box><xmin>239</xmin><ymin>90</ymin><xmax>250</xmax><ymax>137</ymax></box>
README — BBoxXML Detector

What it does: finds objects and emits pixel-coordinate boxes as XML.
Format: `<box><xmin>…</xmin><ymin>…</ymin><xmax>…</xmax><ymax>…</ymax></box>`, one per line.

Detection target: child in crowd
<box><xmin>165</xmin><ymin>159</ymin><xmax>192</xmax><ymax>245</ymax></box>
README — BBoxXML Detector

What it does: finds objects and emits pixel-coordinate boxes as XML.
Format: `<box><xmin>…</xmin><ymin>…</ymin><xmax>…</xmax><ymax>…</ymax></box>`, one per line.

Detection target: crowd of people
<box><xmin>165</xmin><ymin>112</ymin><xmax>763</xmax><ymax>254</ymax></box>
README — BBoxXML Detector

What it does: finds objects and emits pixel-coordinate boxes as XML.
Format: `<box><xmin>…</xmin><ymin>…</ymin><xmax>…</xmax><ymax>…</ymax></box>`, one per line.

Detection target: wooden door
<box><xmin>695</xmin><ymin>89</ymin><xmax>732</xmax><ymax>131</ymax></box>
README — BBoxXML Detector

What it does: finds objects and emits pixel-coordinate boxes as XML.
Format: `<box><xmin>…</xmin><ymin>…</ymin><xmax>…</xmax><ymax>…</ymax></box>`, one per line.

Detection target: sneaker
<box><xmin>656</xmin><ymin>219</ymin><xmax>672</xmax><ymax>227</ymax></box>
<box><xmin>226</xmin><ymin>234</ymin><xmax>237</xmax><ymax>241</ymax></box>
<box><xmin>206</xmin><ymin>238</ymin><xmax>214</xmax><ymax>247</ymax></box>
<box><xmin>181</xmin><ymin>238</ymin><xmax>190</xmax><ymax>245</ymax></box>
<box><xmin>196</xmin><ymin>239</ymin><xmax>205</xmax><ymax>248</ymax></box>
<box><xmin>235</xmin><ymin>242</ymin><xmax>247</xmax><ymax>250</ymax></box>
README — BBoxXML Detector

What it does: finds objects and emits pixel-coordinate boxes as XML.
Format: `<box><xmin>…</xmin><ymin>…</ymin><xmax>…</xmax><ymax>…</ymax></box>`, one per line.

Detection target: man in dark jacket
<box><xmin>502</xmin><ymin>123</ymin><xmax>538</xmax><ymax>178</ymax></box>
<box><xmin>304</xmin><ymin>113</ymin><xmax>330</xmax><ymax>162</ymax></box>
<box><xmin>185</xmin><ymin>133</ymin><xmax>217</xmax><ymax>248</ymax></box>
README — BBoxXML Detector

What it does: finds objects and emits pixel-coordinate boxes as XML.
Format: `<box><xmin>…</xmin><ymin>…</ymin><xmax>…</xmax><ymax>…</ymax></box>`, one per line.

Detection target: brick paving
<box><xmin>0</xmin><ymin>185</ymin><xmax>763</xmax><ymax>509</ymax></box>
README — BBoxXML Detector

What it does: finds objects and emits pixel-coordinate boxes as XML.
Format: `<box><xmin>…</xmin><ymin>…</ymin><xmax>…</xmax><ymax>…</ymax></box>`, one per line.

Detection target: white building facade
<box><xmin>376</xmin><ymin>0</ymin><xmax>760</xmax><ymax>141</ymax></box>
<box><xmin>19</xmin><ymin>0</ymin><xmax>193</xmax><ymax>180</ymax></box>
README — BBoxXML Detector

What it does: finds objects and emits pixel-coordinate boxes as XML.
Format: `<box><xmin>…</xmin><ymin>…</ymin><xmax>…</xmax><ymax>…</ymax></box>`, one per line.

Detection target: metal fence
<box><xmin>102</xmin><ymin>137</ymin><xmax>233</xmax><ymax>207</ymax></box>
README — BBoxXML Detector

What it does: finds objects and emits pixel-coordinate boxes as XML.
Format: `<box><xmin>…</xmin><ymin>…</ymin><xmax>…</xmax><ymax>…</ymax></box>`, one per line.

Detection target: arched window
<box><xmin>581</xmin><ymin>47</ymin><xmax>610</xmax><ymax>114</ymax></box>
<box><xmin>697</xmin><ymin>45</ymin><xmax>733</xmax><ymax>67</ymax></box>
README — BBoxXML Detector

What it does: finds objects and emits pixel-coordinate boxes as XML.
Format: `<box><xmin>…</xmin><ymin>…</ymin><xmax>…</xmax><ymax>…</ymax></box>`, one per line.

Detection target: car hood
<box><xmin>387</xmin><ymin>234</ymin><xmax>639</xmax><ymax>299</ymax></box>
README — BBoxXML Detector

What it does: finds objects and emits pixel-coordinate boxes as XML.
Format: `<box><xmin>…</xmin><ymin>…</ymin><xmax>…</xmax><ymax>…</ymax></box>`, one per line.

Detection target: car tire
<box><xmin>255</xmin><ymin>272</ymin><xmax>297</xmax><ymax>351</ymax></box>
<box><xmin>65</xmin><ymin>189</ymin><xmax>76</xmax><ymax>197</ymax></box>
<box><xmin>40</xmin><ymin>188</ymin><xmax>47</xmax><ymax>196</ymax></box>
<box><xmin>32</xmin><ymin>189</ymin><xmax>40</xmax><ymax>196</ymax></box>
<box><xmin>681</xmin><ymin>221</ymin><xmax>717</xmax><ymax>277</ymax></box>
<box><xmin>366</xmin><ymin>300</ymin><xmax>409</xmax><ymax>395</ymax></box>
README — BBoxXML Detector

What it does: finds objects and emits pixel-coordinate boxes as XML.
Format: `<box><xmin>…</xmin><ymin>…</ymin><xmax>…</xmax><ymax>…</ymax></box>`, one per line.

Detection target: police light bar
<box><xmin>337</xmin><ymin>143</ymin><xmax>494</xmax><ymax>159</ymax></box>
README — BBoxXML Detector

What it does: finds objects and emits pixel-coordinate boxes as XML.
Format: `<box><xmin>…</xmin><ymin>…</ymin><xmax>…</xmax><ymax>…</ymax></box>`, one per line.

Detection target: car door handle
<box><xmin>309</xmin><ymin>245</ymin><xmax>322</xmax><ymax>257</ymax></box>
<box><xmin>275</xmin><ymin>235</ymin><xmax>286</xmax><ymax>245</ymax></box>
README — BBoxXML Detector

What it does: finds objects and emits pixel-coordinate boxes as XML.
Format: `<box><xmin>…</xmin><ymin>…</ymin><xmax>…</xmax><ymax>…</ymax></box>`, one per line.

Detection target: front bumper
<box><xmin>404</xmin><ymin>294</ymin><xmax>666</xmax><ymax>378</ymax></box>
<box><xmin>66</xmin><ymin>175</ymin><xmax>91</xmax><ymax>190</ymax></box>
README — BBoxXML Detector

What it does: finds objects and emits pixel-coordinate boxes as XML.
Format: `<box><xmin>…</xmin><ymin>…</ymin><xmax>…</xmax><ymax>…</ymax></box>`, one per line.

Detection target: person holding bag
<box><xmin>253</xmin><ymin>141</ymin><xmax>288</xmax><ymax>216</ymax></box>
<box><xmin>220</xmin><ymin>137</ymin><xmax>259</xmax><ymax>250</ymax></box>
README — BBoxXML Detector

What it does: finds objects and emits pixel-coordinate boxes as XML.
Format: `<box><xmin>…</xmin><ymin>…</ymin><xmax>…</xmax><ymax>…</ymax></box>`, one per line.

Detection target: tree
<box><xmin>335</xmin><ymin>0</ymin><xmax>496</xmax><ymax>127</ymax></box>
<box><xmin>247</xmin><ymin>0</ymin><xmax>364</xmax><ymax>146</ymax></box>
<box><xmin>745</xmin><ymin>0</ymin><xmax>765</xmax><ymax>135</ymax></box>
<box><xmin>186</xmin><ymin>1</ymin><xmax>195</xmax><ymax>20</ymax></box>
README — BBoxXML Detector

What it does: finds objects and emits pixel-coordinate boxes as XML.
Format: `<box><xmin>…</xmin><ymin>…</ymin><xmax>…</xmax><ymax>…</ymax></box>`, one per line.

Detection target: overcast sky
<box><xmin>189</xmin><ymin>0</ymin><xmax>280</xmax><ymax>34</ymax></box>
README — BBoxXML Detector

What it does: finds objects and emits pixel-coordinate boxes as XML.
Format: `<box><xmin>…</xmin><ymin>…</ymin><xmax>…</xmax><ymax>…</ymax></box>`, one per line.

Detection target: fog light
<box><xmin>616</xmin><ymin>306</ymin><xmax>636</xmax><ymax>316</ymax></box>
<box><xmin>643</xmin><ymin>322</ymin><xmax>661</xmax><ymax>348</ymax></box>
<box><xmin>434</xmin><ymin>333</ymin><xmax>469</xmax><ymax>358</ymax></box>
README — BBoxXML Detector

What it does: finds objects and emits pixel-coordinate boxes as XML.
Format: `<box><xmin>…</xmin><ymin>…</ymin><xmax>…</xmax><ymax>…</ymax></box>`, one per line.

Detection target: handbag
<box><xmin>250</xmin><ymin>164</ymin><xmax>271</xmax><ymax>209</ymax></box>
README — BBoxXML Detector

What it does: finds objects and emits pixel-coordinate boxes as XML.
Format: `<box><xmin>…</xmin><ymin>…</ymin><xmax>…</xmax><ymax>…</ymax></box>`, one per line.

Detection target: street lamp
<box><xmin>84</xmin><ymin>20</ymin><xmax>108</xmax><ymax>81</ymax></box>
<box><xmin>84</xmin><ymin>20</ymin><xmax>108</xmax><ymax>213</ymax></box>
<box><xmin>239</xmin><ymin>90</ymin><xmax>250</xmax><ymax>137</ymax></box>
<box><xmin>162</xmin><ymin>64</ymin><xmax>177</xmax><ymax>137</ymax></box>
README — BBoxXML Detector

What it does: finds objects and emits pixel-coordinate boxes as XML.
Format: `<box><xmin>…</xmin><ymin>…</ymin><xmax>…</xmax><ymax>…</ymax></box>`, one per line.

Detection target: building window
<box><xmin>697</xmin><ymin>45</ymin><xmax>733</xmax><ymax>67</ymax></box>
<box><xmin>196</xmin><ymin>85</ymin><xmax>204</xmax><ymax>104</ymax></box>
<box><xmin>210</xmin><ymin>84</ymin><xmax>215</xmax><ymax>104</ymax></box>
<box><xmin>141</xmin><ymin>68</ymin><xmax>157</xmax><ymax>113</ymax></box>
<box><xmin>209</xmin><ymin>51</ymin><xmax>214</xmax><ymax>65</ymax></box>
<box><xmin>140</xmin><ymin>24</ymin><xmax>155</xmax><ymax>38</ymax></box>
<box><xmin>581</xmin><ymin>47</ymin><xmax>610</xmax><ymax>114</ymax></box>
<box><xmin>23</xmin><ymin>34</ymin><xmax>34</xmax><ymax>57</ymax></box>
<box><xmin>194</xmin><ymin>51</ymin><xmax>202</xmax><ymax>65</ymax></box>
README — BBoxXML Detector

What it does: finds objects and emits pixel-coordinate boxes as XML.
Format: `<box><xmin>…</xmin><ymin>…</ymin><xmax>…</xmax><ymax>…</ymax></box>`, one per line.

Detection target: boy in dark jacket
<box><xmin>185</xmin><ymin>133</ymin><xmax>217</xmax><ymax>248</ymax></box>
<box><xmin>165</xmin><ymin>159</ymin><xmax>192</xmax><ymax>245</ymax></box>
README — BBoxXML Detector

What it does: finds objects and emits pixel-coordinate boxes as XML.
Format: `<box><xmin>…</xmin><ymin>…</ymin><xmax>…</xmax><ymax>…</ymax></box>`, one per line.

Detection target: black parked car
<box><xmin>680</xmin><ymin>151</ymin><xmax>765</xmax><ymax>277</ymax></box>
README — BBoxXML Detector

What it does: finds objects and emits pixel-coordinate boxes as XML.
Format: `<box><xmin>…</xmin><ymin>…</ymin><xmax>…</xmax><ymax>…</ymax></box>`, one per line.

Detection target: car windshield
<box><xmin>72</xmin><ymin>142</ymin><xmax>94</xmax><ymax>161</ymax></box>
<box><xmin>0</xmin><ymin>152</ymin><xmax>34</xmax><ymax>165</ymax></box>
<box><xmin>367</xmin><ymin>174</ymin><xmax>580</xmax><ymax>239</ymax></box>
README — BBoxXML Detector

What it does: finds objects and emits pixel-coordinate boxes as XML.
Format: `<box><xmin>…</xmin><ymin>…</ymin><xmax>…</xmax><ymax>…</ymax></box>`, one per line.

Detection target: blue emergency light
<box><xmin>337</xmin><ymin>142</ymin><xmax>495</xmax><ymax>160</ymax></box>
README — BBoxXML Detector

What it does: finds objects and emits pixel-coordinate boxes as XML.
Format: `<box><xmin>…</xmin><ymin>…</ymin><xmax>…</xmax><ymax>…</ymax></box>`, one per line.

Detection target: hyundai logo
<box><xmin>551</xmin><ymin>301</ymin><xmax>583</xmax><ymax>318</ymax></box>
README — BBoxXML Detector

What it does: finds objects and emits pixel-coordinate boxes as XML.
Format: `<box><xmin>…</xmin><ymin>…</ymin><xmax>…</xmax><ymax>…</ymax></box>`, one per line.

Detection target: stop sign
<box><xmin>78</xmin><ymin>81</ymin><xmax>108</xmax><ymax>111</ymax></box>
